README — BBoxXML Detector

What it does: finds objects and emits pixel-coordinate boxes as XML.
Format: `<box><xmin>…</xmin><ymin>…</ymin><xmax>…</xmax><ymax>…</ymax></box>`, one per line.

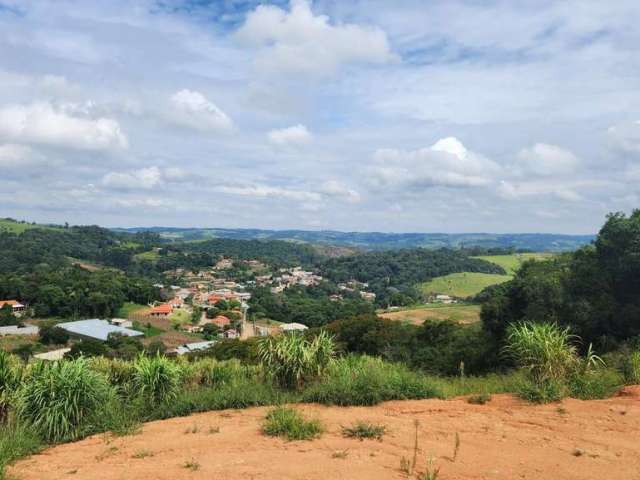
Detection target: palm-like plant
<box><xmin>17</xmin><ymin>358</ymin><xmax>112</xmax><ymax>442</ymax></box>
<box><xmin>504</xmin><ymin>322</ymin><xmax>579</xmax><ymax>384</ymax></box>
<box><xmin>258</xmin><ymin>330</ymin><xmax>335</xmax><ymax>389</ymax></box>
<box><xmin>132</xmin><ymin>353</ymin><xmax>182</xmax><ymax>405</ymax></box>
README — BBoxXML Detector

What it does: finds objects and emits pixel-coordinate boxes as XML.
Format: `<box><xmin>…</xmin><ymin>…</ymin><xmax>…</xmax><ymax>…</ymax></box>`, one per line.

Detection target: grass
<box><xmin>262</xmin><ymin>406</ymin><xmax>324</xmax><ymax>441</ymax></box>
<box><xmin>0</xmin><ymin>218</ymin><xmax>60</xmax><ymax>234</ymax></box>
<box><xmin>467</xmin><ymin>392</ymin><xmax>491</xmax><ymax>405</ymax></box>
<box><xmin>421</xmin><ymin>272</ymin><xmax>511</xmax><ymax>298</ymax></box>
<box><xmin>342</xmin><ymin>421</ymin><xmax>386</xmax><ymax>440</ymax></box>
<box><xmin>182</xmin><ymin>458</ymin><xmax>200</xmax><ymax>471</ymax></box>
<box><xmin>472</xmin><ymin>253</ymin><xmax>554</xmax><ymax>275</ymax></box>
<box><xmin>132</xmin><ymin>354</ymin><xmax>182</xmax><ymax>405</ymax></box>
<box><xmin>132</xmin><ymin>449</ymin><xmax>154</xmax><ymax>459</ymax></box>
<box><xmin>379</xmin><ymin>303</ymin><xmax>481</xmax><ymax>325</ymax></box>
<box><xmin>169</xmin><ymin>309</ymin><xmax>192</xmax><ymax>327</ymax></box>
<box><xmin>0</xmin><ymin>423</ymin><xmax>42</xmax><ymax>478</ymax></box>
<box><xmin>134</xmin><ymin>250</ymin><xmax>161</xmax><ymax>262</ymax></box>
<box><xmin>131</xmin><ymin>320</ymin><xmax>164</xmax><ymax>337</ymax></box>
<box><xmin>116</xmin><ymin>302</ymin><xmax>148</xmax><ymax>319</ymax></box>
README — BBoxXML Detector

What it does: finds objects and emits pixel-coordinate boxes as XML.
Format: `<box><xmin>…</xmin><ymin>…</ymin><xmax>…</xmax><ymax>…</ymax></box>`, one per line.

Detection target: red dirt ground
<box><xmin>10</xmin><ymin>387</ymin><xmax>640</xmax><ymax>480</ymax></box>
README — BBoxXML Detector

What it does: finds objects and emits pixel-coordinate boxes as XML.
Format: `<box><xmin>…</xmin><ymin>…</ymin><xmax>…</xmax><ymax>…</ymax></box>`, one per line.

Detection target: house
<box><xmin>435</xmin><ymin>294</ymin><xmax>455</xmax><ymax>304</ymax></box>
<box><xmin>223</xmin><ymin>329</ymin><xmax>239</xmax><ymax>339</ymax></box>
<box><xmin>110</xmin><ymin>318</ymin><xmax>133</xmax><ymax>328</ymax></box>
<box><xmin>0</xmin><ymin>324</ymin><xmax>39</xmax><ymax>336</ymax></box>
<box><xmin>57</xmin><ymin>319</ymin><xmax>144</xmax><ymax>342</ymax></box>
<box><xmin>181</xmin><ymin>324</ymin><xmax>203</xmax><ymax>334</ymax></box>
<box><xmin>168</xmin><ymin>297</ymin><xmax>184</xmax><ymax>309</ymax></box>
<box><xmin>359</xmin><ymin>291</ymin><xmax>377</xmax><ymax>301</ymax></box>
<box><xmin>211</xmin><ymin>315</ymin><xmax>231</xmax><ymax>328</ymax></box>
<box><xmin>34</xmin><ymin>348</ymin><xmax>71</xmax><ymax>361</ymax></box>
<box><xmin>149</xmin><ymin>304</ymin><xmax>172</xmax><ymax>317</ymax></box>
<box><xmin>173</xmin><ymin>341</ymin><xmax>216</xmax><ymax>356</ymax></box>
<box><xmin>0</xmin><ymin>300</ymin><xmax>26</xmax><ymax>314</ymax></box>
<box><xmin>280</xmin><ymin>322</ymin><xmax>309</xmax><ymax>333</ymax></box>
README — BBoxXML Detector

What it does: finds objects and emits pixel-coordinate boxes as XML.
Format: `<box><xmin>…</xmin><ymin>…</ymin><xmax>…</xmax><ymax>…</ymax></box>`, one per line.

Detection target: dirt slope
<box><xmin>10</xmin><ymin>388</ymin><xmax>640</xmax><ymax>480</ymax></box>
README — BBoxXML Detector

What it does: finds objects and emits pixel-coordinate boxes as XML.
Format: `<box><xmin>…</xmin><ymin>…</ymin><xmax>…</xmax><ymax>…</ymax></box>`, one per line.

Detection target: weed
<box><xmin>183</xmin><ymin>458</ymin><xmax>200</xmax><ymax>471</ymax></box>
<box><xmin>95</xmin><ymin>446</ymin><xmax>118</xmax><ymax>462</ymax></box>
<box><xmin>208</xmin><ymin>426</ymin><xmax>220</xmax><ymax>434</ymax></box>
<box><xmin>342</xmin><ymin>421</ymin><xmax>386</xmax><ymax>441</ymax></box>
<box><xmin>184</xmin><ymin>423</ymin><xmax>199</xmax><ymax>434</ymax></box>
<box><xmin>417</xmin><ymin>456</ymin><xmax>440</xmax><ymax>480</ymax></box>
<box><xmin>332</xmin><ymin>449</ymin><xmax>349</xmax><ymax>459</ymax></box>
<box><xmin>452</xmin><ymin>432</ymin><xmax>460</xmax><ymax>462</ymax></box>
<box><xmin>262</xmin><ymin>406</ymin><xmax>323</xmax><ymax>441</ymax></box>
<box><xmin>132</xmin><ymin>449</ymin><xmax>154</xmax><ymax>459</ymax></box>
<box><xmin>467</xmin><ymin>393</ymin><xmax>491</xmax><ymax>405</ymax></box>
<box><xmin>556</xmin><ymin>406</ymin><xmax>568</xmax><ymax>415</ymax></box>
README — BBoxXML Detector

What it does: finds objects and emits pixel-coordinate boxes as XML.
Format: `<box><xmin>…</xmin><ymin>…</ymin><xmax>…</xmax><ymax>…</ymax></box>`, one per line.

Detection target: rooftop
<box><xmin>57</xmin><ymin>319</ymin><xmax>143</xmax><ymax>341</ymax></box>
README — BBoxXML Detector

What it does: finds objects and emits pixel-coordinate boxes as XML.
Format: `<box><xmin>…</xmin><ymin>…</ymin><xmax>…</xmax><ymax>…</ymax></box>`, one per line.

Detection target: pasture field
<box><xmin>472</xmin><ymin>252</ymin><xmax>554</xmax><ymax>275</ymax></box>
<box><xmin>0</xmin><ymin>218</ymin><xmax>60</xmax><ymax>234</ymax></box>
<box><xmin>378</xmin><ymin>303</ymin><xmax>481</xmax><ymax>325</ymax></box>
<box><xmin>115</xmin><ymin>302</ymin><xmax>148</xmax><ymax>319</ymax></box>
<box><xmin>420</xmin><ymin>272</ymin><xmax>511</xmax><ymax>298</ymax></box>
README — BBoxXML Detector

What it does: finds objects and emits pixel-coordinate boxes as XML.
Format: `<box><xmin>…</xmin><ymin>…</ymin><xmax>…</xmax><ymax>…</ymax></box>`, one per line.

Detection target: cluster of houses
<box><xmin>336</xmin><ymin>281</ymin><xmax>377</xmax><ymax>302</ymax></box>
<box><xmin>249</xmin><ymin>267</ymin><xmax>324</xmax><ymax>294</ymax></box>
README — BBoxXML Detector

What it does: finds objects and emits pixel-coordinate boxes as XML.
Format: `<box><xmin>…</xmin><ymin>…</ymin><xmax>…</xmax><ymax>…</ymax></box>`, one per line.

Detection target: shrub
<box><xmin>467</xmin><ymin>393</ymin><xmax>491</xmax><ymax>405</ymax></box>
<box><xmin>516</xmin><ymin>379</ymin><xmax>565</xmax><ymax>403</ymax></box>
<box><xmin>342</xmin><ymin>421</ymin><xmax>386</xmax><ymax>440</ymax></box>
<box><xmin>132</xmin><ymin>354</ymin><xmax>182</xmax><ymax>405</ymax></box>
<box><xmin>16</xmin><ymin>359</ymin><xmax>113</xmax><ymax>442</ymax></box>
<box><xmin>262</xmin><ymin>407</ymin><xmax>323</xmax><ymax>441</ymax></box>
<box><xmin>88</xmin><ymin>357</ymin><xmax>136</xmax><ymax>394</ymax></box>
<box><xmin>0</xmin><ymin>422</ymin><xmax>42</xmax><ymax>478</ymax></box>
<box><xmin>621</xmin><ymin>351</ymin><xmax>640</xmax><ymax>384</ymax></box>
<box><xmin>258</xmin><ymin>331</ymin><xmax>334</xmax><ymax>389</ymax></box>
<box><xmin>303</xmin><ymin>356</ymin><xmax>442</xmax><ymax>406</ymax></box>
<box><xmin>504</xmin><ymin>322</ymin><xmax>578</xmax><ymax>385</ymax></box>
<box><xmin>0</xmin><ymin>351</ymin><xmax>22</xmax><ymax>422</ymax></box>
<box><xmin>188</xmin><ymin>358</ymin><xmax>248</xmax><ymax>387</ymax></box>
<box><xmin>568</xmin><ymin>368</ymin><xmax>623</xmax><ymax>400</ymax></box>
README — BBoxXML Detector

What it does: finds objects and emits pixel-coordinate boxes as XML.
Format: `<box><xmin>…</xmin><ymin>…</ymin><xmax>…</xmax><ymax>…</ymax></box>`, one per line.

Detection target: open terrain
<box><xmin>10</xmin><ymin>388</ymin><xmax>640</xmax><ymax>480</ymax></box>
<box><xmin>379</xmin><ymin>304</ymin><xmax>481</xmax><ymax>325</ymax></box>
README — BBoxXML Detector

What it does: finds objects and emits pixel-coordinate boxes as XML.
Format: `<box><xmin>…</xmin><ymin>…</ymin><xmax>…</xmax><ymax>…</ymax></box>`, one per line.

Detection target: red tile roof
<box><xmin>212</xmin><ymin>315</ymin><xmax>231</xmax><ymax>327</ymax></box>
<box><xmin>151</xmin><ymin>304</ymin><xmax>172</xmax><ymax>314</ymax></box>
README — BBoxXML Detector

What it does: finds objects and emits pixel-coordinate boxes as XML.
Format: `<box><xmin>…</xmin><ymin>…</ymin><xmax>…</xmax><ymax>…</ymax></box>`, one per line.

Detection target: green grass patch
<box><xmin>131</xmin><ymin>320</ymin><xmax>163</xmax><ymax>337</ymax></box>
<box><xmin>342</xmin><ymin>421</ymin><xmax>386</xmax><ymax>440</ymax></box>
<box><xmin>0</xmin><ymin>218</ymin><xmax>61</xmax><ymax>234</ymax></box>
<box><xmin>116</xmin><ymin>302</ymin><xmax>148</xmax><ymax>319</ymax></box>
<box><xmin>169</xmin><ymin>309</ymin><xmax>192</xmax><ymax>326</ymax></box>
<box><xmin>262</xmin><ymin>406</ymin><xmax>324</xmax><ymax>441</ymax></box>
<box><xmin>472</xmin><ymin>253</ymin><xmax>554</xmax><ymax>275</ymax></box>
<box><xmin>421</xmin><ymin>272</ymin><xmax>511</xmax><ymax>298</ymax></box>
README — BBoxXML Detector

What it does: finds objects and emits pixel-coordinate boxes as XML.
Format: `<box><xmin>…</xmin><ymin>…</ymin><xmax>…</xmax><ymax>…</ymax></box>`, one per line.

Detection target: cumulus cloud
<box><xmin>216</xmin><ymin>183</ymin><xmax>322</xmax><ymax>202</ymax></box>
<box><xmin>168</xmin><ymin>89</ymin><xmax>233</xmax><ymax>133</ymax></box>
<box><xmin>235</xmin><ymin>0</ymin><xmax>395</xmax><ymax>76</ymax></box>
<box><xmin>607</xmin><ymin>120</ymin><xmax>640</xmax><ymax>154</ymax></box>
<box><xmin>102</xmin><ymin>167</ymin><xmax>163</xmax><ymax>190</ymax></box>
<box><xmin>0</xmin><ymin>102</ymin><xmax>128</xmax><ymax>151</ymax></box>
<box><xmin>318</xmin><ymin>179</ymin><xmax>361</xmax><ymax>203</ymax></box>
<box><xmin>267</xmin><ymin>124</ymin><xmax>312</xmax><ymax>146</ymax></box>
<box><xmin>367</xmin><ymin>137</ymin><xmax>501</xmax><ymax>191</ymax></box>
<box><xmin>514</xmin><ymin>143</ymin><xmax>580</xmax><ymax>176</ymax></box>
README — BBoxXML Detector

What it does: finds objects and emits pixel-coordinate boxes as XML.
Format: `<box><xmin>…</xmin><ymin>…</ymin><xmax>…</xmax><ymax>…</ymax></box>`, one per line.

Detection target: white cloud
<box><xmin>168</xmin><ymin>89</ymin><xmax>233</xmax><ymax>133</ymax></box>
<box><xmin>216</xmin><ymin>183</ymin><xmax>322</xmax><ymax>202</ymax></box>
<box><xmin>498</xmin><ymin>180</ymin><xmax>582</xmax><ymax>202</ymax></box>
<box><xmin>102</xmin><ymin>167</ymin><xmax>163</xmax><ymax>190</ymax></box>
<box><xmin>267</xmin><ymin>124</ymin><xmax>312</xmax><ymax>146</ymax></box>
<box><xmin>607</xmin><ymin>120</ymin><xmax>640</xmax><ymax>154</ymax></box>
<box><xmin>0</xmin><ymin>144</ymin><xmax>36</xmax><ymax>168</ymax></box>
<box><xmin>515</xmin><ymin>143</ymin><xmax>580</xmax><ymax>176</ymax></box>
<box><xmin>367</xmin><ymin>137</ymin><xmax>501</xmax><ymax>190</ymax></box>
<box><xmin>236</xmin><ymin>0</ymin><xmax>395</xmax><ymax>76</ymax></box>
<box><xmin>318</xmin><ymin>179</ymin><xmax>361</xmax><ymax>203</ymax></box>
<box><xmin>0</xmin><ymin>102</ymin><xmax>128</xmax><ymax>151</ymax></box>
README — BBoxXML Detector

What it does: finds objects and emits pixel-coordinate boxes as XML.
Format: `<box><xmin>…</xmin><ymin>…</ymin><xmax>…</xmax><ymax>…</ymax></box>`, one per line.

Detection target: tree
<box><xmin>0</xmin><ymin>304</ymin><xmax>17</xmax><ymax>326</ymax></box>
<box><xmin>39</xmin><ymin>324</ymin><xmax>70</xmax><ymax>345</ymax></box>
<box><xmin>202</xmin><ymin>323</ymin><xmax>220</xmax><ymax>339</ymax></box>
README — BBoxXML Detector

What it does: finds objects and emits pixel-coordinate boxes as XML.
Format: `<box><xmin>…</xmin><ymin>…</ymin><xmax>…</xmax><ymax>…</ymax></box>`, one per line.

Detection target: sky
<box><xmin>1</xmin><ymin>0</ymin><xmax>639</xmax><ymax>234</ymax></box>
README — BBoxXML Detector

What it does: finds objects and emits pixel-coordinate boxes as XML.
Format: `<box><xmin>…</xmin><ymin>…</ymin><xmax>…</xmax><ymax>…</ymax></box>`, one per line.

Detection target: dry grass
<box><xmin>379</xmin><ymin>304</ymin><xmax>481</xmax><ymax>325</ymax></box>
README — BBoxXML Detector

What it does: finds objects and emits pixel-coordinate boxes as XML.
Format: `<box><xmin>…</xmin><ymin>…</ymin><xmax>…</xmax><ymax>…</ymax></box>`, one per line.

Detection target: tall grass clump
<box><xmin>622</xmin><ymin>351</ymin><xmax>640</xmax><ymax>384</ymax></box>
<box><xmin>0</xmin><ymin>422</ymin><xmax>42</xmax><ymax>478</ymax></box>
<box><xmin>132</xmin><ymin>354</ymin><xmax>182</xmax><ymax>405</ymax></box>
<box><xmin>16</xmin><ymin>359</ymin><xmax>112</xmax><ymax>443</ymax></box>
<box><xmin>0</xmin><ymin>351</ymin><xmax>23</xmax><ymax>423</ymax></box>
<box><xmin>258</xmin><ymin>331</ymin><xmax>334</xmax><ymax>389</ymax></box>
<box><xmin>88</xmin><ymin>357</ymin><xmax>136</xmax><ymax>395</ymax></box>
<box><xmin>262</xmin><ymin>406</ymin><xmax>323</xmax><ymax>441</ymax></box>
<box><xmin>187</xmin><ymin>358</ymin><xmax>255</xmax><ymax>387</ymax></box>
<box><xmin>303</xmin><ymin>355</ymin><xmax>442</xmax><ymax>406</ymax></box>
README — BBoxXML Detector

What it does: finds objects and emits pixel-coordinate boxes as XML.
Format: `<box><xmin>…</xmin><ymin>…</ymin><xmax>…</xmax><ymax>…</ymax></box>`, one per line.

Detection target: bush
<box><xmin>258</xmin><ymin>331</ymin><xmax>334</xmax><ymax>389</ymax></box>
<box><xmin>302</xmin><ymin>356</ymin><xmax>442</xmax><ymax>406</ymax></box>
<box><xmin>467</xmin><ymin>393</ymin><xmax>492</xmax><ymax>405</ymax></box>
<box><xmin>87</xmin><ymin>357</ymin><xmax>136</xmax><ymax>395</ymax></box>
<box><xmin>342</xmin><ymin>421</ymin><xmax>386</xmax><ymax>440</ymax></box>
<box><xmin>622</xmin><ymin>351</ymin><xmax>640</xmax><ymax>384</ymax></box>
<box><xmin>262</xmin><ymin>407</ymin><xmax>323</xmax><ymax>441</ymax></box>
<box><xmin>516</xmin><ymin>379</ymin><xmax>566</xmax><ymax>403</ymax></box>
<box><xmin>0</xmin><ymin>351</ymin><xmax>22</xmax><ymax>422</ymax></box>
<box><xmin>568</xmin><ymin>368</ymin><xmax>623</xmax><ymax>400</ymax></box>
<box><xmin>188</xmin><ymin>358</ymin><xmax>249</xmax><ymax>387</ymax></box>
<box><xmin>16</xmin><ymin>359</ymin><xmax>113</xmax><ymax>442</ymax></box>
<box><xmin>132</xmin><ymin>354</ymin><xmax>182</xmax><ymax>405</ymax></box>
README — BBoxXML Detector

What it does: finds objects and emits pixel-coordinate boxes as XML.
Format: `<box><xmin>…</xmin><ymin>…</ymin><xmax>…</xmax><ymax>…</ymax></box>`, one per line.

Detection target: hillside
<box><xmin>0</xmin><ymin>218</ymin><xmax>60</xmax><ymax>234</ymax></box>
<box><xmin>116</xmin><ymin>227</ymin><xmax>594</xmax><ymax>252</ymax></box>
<box><xmin>10</xmin><ymin>391</ymin><xmax>640</xmax><ymax>480</ymax></box>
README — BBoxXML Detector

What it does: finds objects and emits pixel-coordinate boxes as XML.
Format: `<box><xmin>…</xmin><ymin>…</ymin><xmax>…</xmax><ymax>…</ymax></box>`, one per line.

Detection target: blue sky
<box><xmin>0</xmin><ymin>0</ymin><xmax>639</xmax><ymax>233</ymax></box>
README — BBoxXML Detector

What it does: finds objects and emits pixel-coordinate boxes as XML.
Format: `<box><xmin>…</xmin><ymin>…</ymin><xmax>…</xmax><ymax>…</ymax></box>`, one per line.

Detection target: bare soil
<box><xmin>10</xmin><ymin>388</ymin><xmax>640</xmax><ymax>480</ymax></box>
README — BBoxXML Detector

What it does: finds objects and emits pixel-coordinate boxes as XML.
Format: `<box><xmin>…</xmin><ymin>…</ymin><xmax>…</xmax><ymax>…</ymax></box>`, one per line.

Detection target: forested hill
<box><xmin>319</xmin><ymin>249</ymin><xmax>505</xmax><ymax>305</ymax></box>
<box><xmin>117</xmin><ymin>226</ymin><xmax>594</xmax><ymax>252</ymax></box>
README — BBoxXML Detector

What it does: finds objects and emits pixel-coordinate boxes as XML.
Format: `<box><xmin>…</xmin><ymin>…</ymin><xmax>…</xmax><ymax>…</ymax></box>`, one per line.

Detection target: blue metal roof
<box><xmin>57</xmin><ymin>319</ymin><xmax>143</xmax><ymax>341</ymax></box>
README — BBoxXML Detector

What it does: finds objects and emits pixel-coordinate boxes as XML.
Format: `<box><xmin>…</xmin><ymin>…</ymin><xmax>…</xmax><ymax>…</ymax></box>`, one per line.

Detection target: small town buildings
<box><xmin>0</xmin><ymin>300</ymin><xmax>26</xmax><ymax>314</ymax></box>
<box><xmin>435</xmin><ymin>294</ymin><xmax>455</xmax><ymax>304</ymax></box>
<box><xmin>360</xmin><ymin>291</ymin><xmax>377</xmax><ymax>301</ymax></box>
<box><xmin>57</xmin><ymin>319</ymin><xmax>144</xmax><ymax>342</ymax></box>
<box><xmin>168</xmin><ymin>297</ymin><xmax>184</xmax><ymax>309</ymax></box>
<box><xmin>149</xmin><ymin>304</ymin><xmax>172</xmax><ymax>317</ymax></box>
<box><xmin>173</xmin><ymin>341</ymin><xmax>216</xmax><ymax>356</ymax></box>
<box><xmin>210</xmin><ymin>315</ymin><xmax>231</xmax><ymax>328</ymax></box>
<box><xmin>280</xmin><ymin>322</ymin><xmax>309</xmax><ymax>333</ymax></box>
<box><xmin>0</xmin><ymin>324</ymin><xmax>39</xmax><ymax>336</ymax></box>
<box><xmin>223</xmin><ymin>329</ymin><xmax>239</xmax><ymax>339</ymax></box>
<box><xmin>110</xmin><ymin>318</ymin><xmax>133</xmax><ymax>328</ymax></box>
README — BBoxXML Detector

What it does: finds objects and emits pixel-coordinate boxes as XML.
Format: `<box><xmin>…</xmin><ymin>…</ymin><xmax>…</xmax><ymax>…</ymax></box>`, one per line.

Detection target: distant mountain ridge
<box><xmin>113</xmin><ymin>226</ymin><xmax>594</xmax><ymax>252</ymax></box>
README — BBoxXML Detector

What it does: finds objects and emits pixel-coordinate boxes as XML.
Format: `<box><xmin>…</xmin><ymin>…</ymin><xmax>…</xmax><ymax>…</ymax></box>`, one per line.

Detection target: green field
<box><xmin>379</xmin><ymin>303</ymin><xmax>481</xmax><ymax>324</ymax></box>
<box><xmin>421</xmin><ymin>272</ymin><xmax>511</xmax><ymax>298</ymax></box>
<box><xmin>472</xmin><ymin>253</ymin><xmax>554</xmax><ymax>275</ymax></box>
<box><xmin>0</xmin><ymin>218</ymin><xmax>60</xmax><ymax>234</ymax></box>
<box><xmin>116</xmin><ymin>302</ymin><xmax>148</xmax><ymax>318</ymax></box>
<box><xmin>133</xmin><ymin>250</ymin><xmax>161</xmax><ymax>262</ymax></box>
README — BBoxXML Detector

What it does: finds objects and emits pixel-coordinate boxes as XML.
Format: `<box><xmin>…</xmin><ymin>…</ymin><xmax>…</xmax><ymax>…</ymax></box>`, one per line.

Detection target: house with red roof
<box><xmin>149</xmin><ymin>304</ymin><xmax>172</xmax><ymax>317</ymax></box>
<box><xmin>0</xmin><ymin>300</ymin><xmax>25</xmax><ymax>314</ymax></box>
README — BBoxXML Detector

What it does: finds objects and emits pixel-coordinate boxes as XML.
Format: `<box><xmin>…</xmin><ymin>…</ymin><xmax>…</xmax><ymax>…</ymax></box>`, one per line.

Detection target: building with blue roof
<box><xmin>57</xmin><ymin>319</ymin><xmax>144</xmax><ymax>342</ymax></box>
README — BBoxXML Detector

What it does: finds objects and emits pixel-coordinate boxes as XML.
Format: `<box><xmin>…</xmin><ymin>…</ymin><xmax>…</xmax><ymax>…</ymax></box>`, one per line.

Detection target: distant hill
<box><xmin>114</xmin><ymin>227</ymin><xmax>594</xmax><ymax>252</ymax></box>
<box><xmin>0</xmin><ymin>218</ymin><xmax>61</xmax><ymax>234</ymax></box>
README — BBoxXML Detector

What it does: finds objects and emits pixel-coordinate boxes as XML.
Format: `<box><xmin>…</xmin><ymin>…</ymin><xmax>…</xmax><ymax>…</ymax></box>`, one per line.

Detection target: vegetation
<box><xmin>262</xmin><ymin>406</ymin><xmax>324</xmax><ymax>441</ymax></box>
<box><xmin>342</xmin><ymin>421</ymin><xmax>386</xmax><ymax>440</ymax></box>
<box><xmin>131</xmin><ymin>354</ymin><xmax>181</xmax><ymax>405</ymax></box>
<box><xmin>421</xmin><ymin>272</ymin><xmax>511</xmax><ymax>298</ymax></box>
